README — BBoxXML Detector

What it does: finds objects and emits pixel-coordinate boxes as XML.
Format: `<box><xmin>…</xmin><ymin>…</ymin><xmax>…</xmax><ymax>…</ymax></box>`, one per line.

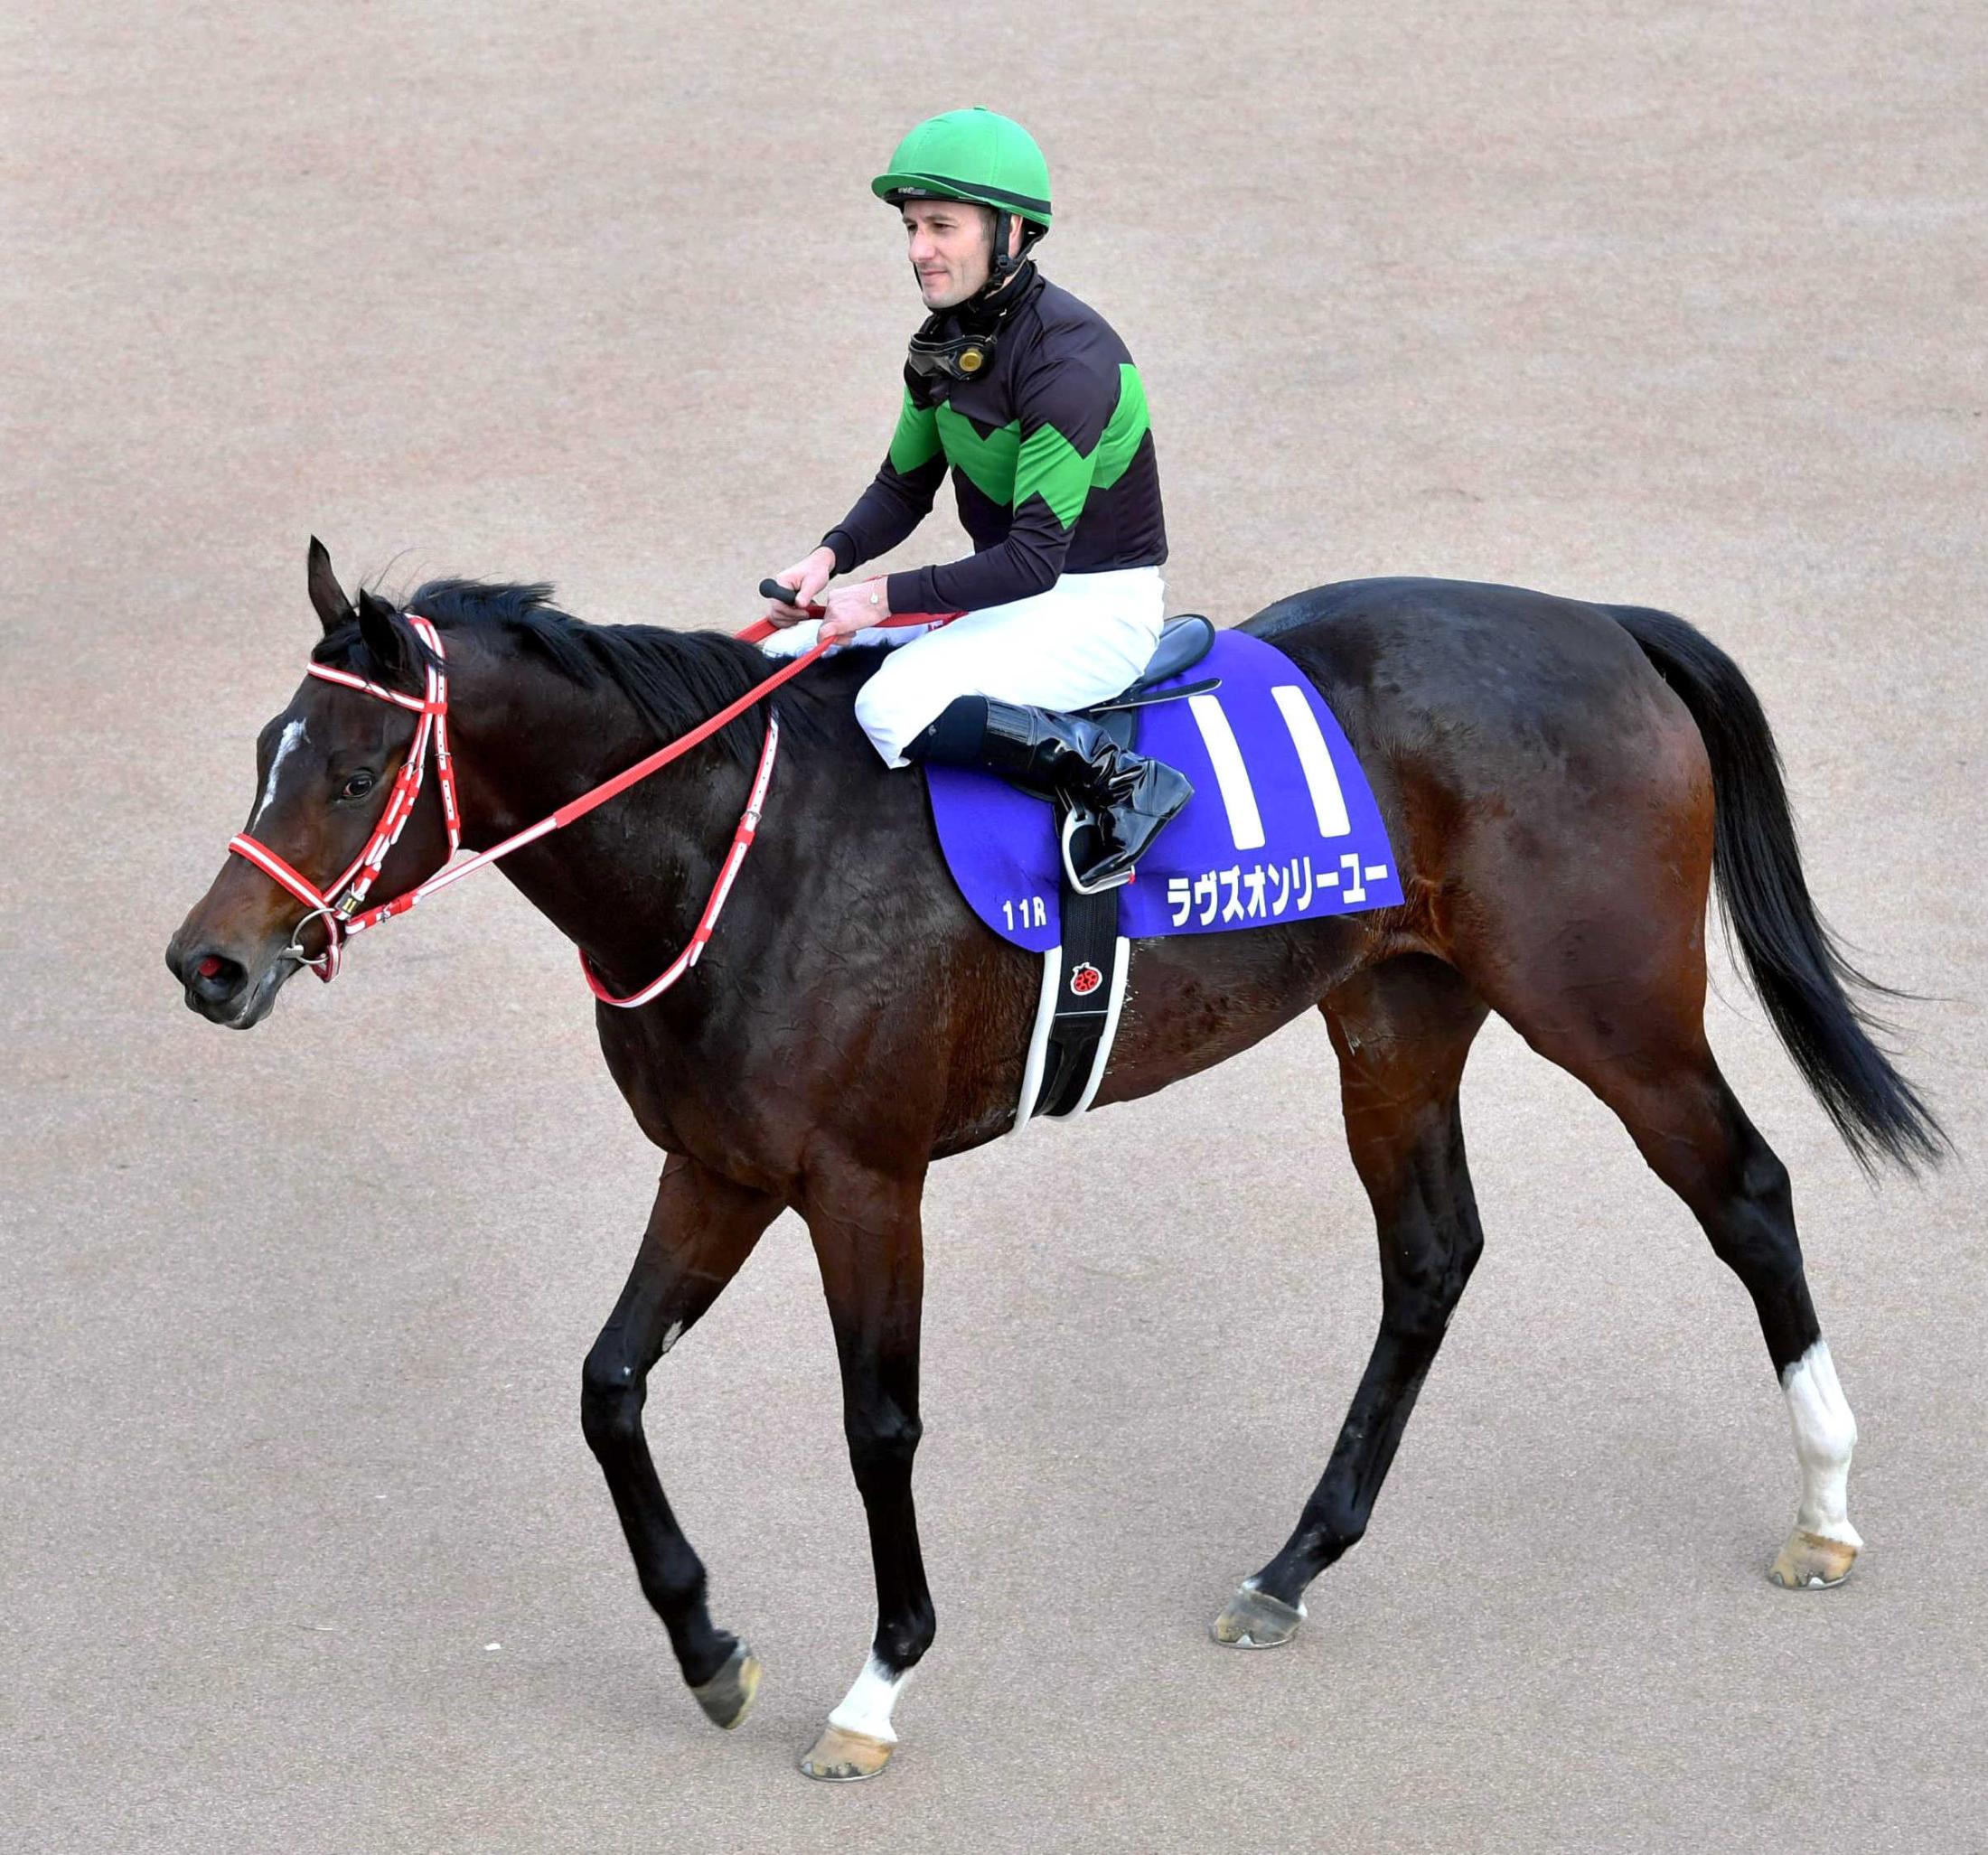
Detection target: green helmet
<box><xmin>872</xmin><ymin>107</ymin><xmax>1053</xmax><ymax>230</ymax></box>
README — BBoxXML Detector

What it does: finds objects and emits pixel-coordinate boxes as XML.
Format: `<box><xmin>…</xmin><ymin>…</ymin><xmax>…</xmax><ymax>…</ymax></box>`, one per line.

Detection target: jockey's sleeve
<box><xmin>821</xmin><ymin>387</ymin><xmax>947</xmax><ymax>575</ymax></box>
<box><xmin>883</xmin><ymin>340</ymin><xmax>1121</xmax><ymax>615</ymax></box>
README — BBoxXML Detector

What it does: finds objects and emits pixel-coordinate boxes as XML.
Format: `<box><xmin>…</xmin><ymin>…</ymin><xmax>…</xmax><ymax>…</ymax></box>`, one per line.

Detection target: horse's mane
<box><xmin>312</xmin><ymin>578</ymin><xmax>817</xmax><ymax>765</ymax></box>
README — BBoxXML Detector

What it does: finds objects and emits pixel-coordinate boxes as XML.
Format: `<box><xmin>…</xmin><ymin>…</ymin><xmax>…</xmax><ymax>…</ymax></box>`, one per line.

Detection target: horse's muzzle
<box><xmin>165</xmin><ymin>929</ymin><xmax>292</xmax><ymax>1028</ymax></box>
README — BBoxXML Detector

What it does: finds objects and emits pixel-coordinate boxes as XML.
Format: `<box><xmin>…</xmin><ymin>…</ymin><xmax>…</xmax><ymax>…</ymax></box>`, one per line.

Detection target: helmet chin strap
<box><xmin>981</xmin><ymin>211</ymin><xmax>1044</xmax><ymax>294</ymax></box>
<box><xmin>987</xmin><ymin>211</ymin><xmax>1021</xmax><ymax>286</ymax></box>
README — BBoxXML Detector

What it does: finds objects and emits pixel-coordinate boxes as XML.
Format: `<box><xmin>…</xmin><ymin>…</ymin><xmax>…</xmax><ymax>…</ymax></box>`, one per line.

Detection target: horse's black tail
<box><xmin>1608</xmin><ymin>603</ymin><xmax>1946</xmax><ymax>1175</ymax></box>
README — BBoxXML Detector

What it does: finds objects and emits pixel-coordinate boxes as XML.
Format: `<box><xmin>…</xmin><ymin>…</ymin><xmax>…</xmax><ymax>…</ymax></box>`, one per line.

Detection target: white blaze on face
<box><xmin>249</xmin><ymin>720</ymin><xmax>308</xmax><ymax>830</ymax></box>
<box><xmin>1782</xmin><ymin>1339</ymin><xmax>1861</xmax><ymax>1546</ymax></box>
<box><xmin>827</xmin><ymin>1653</ymin><xmax>912</xmax><ymax>1745</ymax></box>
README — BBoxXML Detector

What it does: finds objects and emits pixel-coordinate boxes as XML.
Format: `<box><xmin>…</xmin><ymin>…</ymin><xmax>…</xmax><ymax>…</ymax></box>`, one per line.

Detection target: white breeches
<box><xmin>766</xmin><ymin>567</ymin><xmax>1167</xmax><ymax>768</ymax></box>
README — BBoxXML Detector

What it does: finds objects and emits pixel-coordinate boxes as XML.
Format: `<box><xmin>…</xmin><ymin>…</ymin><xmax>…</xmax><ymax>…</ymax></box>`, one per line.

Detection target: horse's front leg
<box><xmin>580</xmin><ymin>1152</ymin><xmax>783</xmax><ymax>1728</ymax></box>
<box><xmin>795</xmin><ymin>1155</ymin><xmax>933</xmax><ymax>1782</ymax></box>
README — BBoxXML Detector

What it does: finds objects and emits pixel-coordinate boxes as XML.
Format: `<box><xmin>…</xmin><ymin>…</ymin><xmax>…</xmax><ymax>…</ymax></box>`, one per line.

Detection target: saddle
<box><xmin>919</xmin><ymin>620</ymin><xmax>1404</xmax><ymax>1132</ymax></box>
<box><xmin>1088</xmin><ymin>614</ymin><xmax>1220</xmax><ymax>713</ymax></box>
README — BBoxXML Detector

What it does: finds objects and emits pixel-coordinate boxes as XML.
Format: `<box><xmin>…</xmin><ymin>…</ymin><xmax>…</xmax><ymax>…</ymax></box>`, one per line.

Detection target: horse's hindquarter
<box><xmin>1093</xmin><ymin>578</ymin><xmax>1717</xmax><ymax>1110</ymax></box>
<box><xmin>1237</xmin><ymin>577</ymin><xmax>1715</xmax><ymax>977</ymax></box>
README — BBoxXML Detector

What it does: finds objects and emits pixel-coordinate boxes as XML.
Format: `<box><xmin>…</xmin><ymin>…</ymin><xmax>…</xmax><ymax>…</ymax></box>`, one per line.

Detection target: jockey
<box><xmin>765</xmin><ymin>106</ymin><xmax>1192</xmax><ymax>891</ymax></box>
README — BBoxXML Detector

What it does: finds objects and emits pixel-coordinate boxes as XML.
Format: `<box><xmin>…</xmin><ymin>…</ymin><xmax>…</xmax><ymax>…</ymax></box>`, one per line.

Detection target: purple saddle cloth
<box><xmin>924</xmin><ymin>629</ymin><xmax>1404</xmax><ymax>952</ymax></box>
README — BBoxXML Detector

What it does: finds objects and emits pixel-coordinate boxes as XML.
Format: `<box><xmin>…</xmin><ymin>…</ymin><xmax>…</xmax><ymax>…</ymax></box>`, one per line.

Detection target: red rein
<box><xmin>227</xmin><ymin>604</ymin><xmax>957</xmax><ymax>1006</ymax></box>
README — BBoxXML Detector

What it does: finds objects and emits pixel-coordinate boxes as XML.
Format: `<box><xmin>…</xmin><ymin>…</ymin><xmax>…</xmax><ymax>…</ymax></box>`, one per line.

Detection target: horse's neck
<box><xmin>446</xmin><ymin>654</ymin><xmax>751</xmax><ymax>986</ymax></box>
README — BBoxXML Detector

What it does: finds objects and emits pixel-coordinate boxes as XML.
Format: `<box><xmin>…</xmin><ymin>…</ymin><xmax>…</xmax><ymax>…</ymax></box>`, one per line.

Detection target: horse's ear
<box><xmin>307</xmin><ymin>536</ymin><xmax>355</xmax><ymax>635</ymax></box>
<box><xmin>355</xmin><ymin>587</ymin><xmax>408</xmax><ymax>680</ymax></box>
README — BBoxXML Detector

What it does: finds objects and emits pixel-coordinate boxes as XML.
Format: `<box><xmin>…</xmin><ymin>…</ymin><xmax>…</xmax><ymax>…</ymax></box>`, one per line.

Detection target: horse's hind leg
<box><xmin>1462</xmin><ymin>885</ymin><xmax>1861</xmax><ymax>1588</ymax></box>
<box><xmin>581</xmin><ymin>1154</ymin><xmax>784</xmax><ymax>1728</ymax></box>
<box><xmin>1215</xmin><ymin>953</ymin><xmax>1489</xmax><ymax>1646</ymax></box>
<box><xmin>1509</xmin><ymin>1007</ymin><xmax>1859</xmax><ymax>1587</ymax></box>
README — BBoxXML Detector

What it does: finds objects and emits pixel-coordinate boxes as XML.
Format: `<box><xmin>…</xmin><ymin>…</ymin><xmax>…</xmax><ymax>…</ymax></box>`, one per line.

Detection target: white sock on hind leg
<box><xmin>1782</xmin><ymin>1339</ymin><xmax>1861</xmax><ymax>1547</ymax></box>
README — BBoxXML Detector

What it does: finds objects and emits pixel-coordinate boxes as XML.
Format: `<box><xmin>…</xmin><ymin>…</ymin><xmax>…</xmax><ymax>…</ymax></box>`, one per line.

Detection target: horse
<box><xmin>165</xmin><ymin>541</ymin><xmax>1944</xmax><ymax>1782</ymax></box>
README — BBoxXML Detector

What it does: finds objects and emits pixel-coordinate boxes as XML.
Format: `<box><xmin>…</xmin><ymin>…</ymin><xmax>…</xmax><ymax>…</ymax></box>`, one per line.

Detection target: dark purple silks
<box><xmin>925</xmin><ymin>631</ymin><xmax>1404</xmax><ymax>951</ymax></box>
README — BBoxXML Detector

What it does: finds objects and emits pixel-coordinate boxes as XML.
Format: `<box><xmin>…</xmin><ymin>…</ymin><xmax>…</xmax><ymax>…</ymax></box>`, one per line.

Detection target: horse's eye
<box><xmin>339</xmin><ymin>772</ymin><xmax>377</xmax><ymax>801</ymax></box>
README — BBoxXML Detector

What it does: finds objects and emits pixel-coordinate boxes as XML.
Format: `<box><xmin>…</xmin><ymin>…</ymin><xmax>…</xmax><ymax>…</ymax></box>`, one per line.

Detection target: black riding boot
<box><xmin>907</xmin><ymin>696</ymin><xmax>1195</xmax><ymax>890</ymax></box>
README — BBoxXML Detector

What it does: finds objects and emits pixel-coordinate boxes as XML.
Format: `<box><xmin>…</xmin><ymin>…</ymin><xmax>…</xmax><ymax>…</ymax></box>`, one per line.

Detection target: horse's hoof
<box><xmin>1212</xmin><ymin>1580</ymin><xmax>1306</xmax><ymax>1648</ymax></box>
<box><xmin>689</xmin><ymin>1641</ymin><xmax>763</xmax><ymax>1729</ymax></box>
<box><xmin>798</xmin><ymin>1723</ymin><xmax>895</xmax><ymax>1782</ymax></box>
<box><xmin>1768</xmin><ymin>1529</ymin><xmax>1860</xmax><ymax>1590</ymax></box>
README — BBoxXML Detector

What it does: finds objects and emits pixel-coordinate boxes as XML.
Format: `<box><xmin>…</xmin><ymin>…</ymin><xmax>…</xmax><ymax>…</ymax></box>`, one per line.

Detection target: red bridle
<box><xmin>228</xmin><ymin>613</ymin><xmax>460</xmax><ymax>985</ymax></box>
<box><xmin>225</xmin><ymin>607</ymin><xmax>953</xmax><ymax>1006</ymax></box>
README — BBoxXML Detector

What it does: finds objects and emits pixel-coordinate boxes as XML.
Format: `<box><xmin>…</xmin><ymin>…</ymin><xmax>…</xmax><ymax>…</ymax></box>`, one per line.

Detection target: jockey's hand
<box><xmin>764</xmin><ymin>546</ymin><xmax>838</xmax><ymax>624</ymax></box>
<box><xmin>819</xmin><ymin>577</ymin><xmax>891</xmax><ymax>643</ymax></box>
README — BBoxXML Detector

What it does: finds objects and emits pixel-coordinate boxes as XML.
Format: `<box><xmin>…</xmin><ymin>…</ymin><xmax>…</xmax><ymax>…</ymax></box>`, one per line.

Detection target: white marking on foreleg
<box><xmin>249</xmin><ymin>720</ymin><xmax>307</xmax><ymax>829</ymax></box>
<box><xmin>827</xmin><ymin>1653</ymin><xmax>912</xmax><ymax>1745</ymax></box>
<box><xmin>1782</xmin><ymin>1340</ymin><xmax>1861</xmax><ymax>1547</ymax></box>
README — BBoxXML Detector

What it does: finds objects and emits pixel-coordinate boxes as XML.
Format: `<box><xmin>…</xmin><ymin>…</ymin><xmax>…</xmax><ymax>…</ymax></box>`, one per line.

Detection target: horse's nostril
<box><xmin>185</xmin><ymin>950</ymin><xmax>248</xmax><ymax>1005</ymax></box>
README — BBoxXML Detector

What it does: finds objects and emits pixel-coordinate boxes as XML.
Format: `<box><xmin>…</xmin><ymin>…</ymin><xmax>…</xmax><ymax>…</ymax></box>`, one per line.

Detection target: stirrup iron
<box><xmin>1060</xmin><ymin>806</ymin><xmax>1133</xmax><ymax>895</ymax></box>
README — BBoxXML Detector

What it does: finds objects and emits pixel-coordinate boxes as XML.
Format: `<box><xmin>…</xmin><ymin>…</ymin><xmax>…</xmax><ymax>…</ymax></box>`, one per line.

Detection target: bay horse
<box><xmin>166</xmin><ymin>542</ymin><xmax>1943</xmax><ymax>1781</ymax></box>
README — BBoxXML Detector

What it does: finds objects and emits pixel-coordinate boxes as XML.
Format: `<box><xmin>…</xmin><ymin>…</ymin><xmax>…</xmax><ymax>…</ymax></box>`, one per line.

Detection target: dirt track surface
<box><xmin>5</xmin><ymin>5</ymin><xmax>1984</xmax><ymax>1850</ymax></box>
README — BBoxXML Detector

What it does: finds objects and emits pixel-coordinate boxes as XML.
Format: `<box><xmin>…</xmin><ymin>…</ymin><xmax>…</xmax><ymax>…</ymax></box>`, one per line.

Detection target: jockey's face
<box><xmin>903</xmin><ymin>201</ymin><xmax>1020</xmax><ymax>309</ymax></box>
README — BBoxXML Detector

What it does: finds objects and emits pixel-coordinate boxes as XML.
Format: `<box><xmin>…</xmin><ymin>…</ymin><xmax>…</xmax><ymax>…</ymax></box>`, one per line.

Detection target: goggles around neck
<box><xmin>906</xmin><ymin>325</ymin><xmax>998</xmax><ymax>386</ymax></box>
<box><xmin>904</xmin><ymin>259</ymin><xmax>1036</xmax><ymax>394</ymax></box>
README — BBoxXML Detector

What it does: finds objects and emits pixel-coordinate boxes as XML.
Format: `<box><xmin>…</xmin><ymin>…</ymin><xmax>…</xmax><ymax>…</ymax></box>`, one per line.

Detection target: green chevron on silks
<box><xmin>927</xmin><ymin>365</ymin><xmax>1150</xmax><ymax>529</ymax></box>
